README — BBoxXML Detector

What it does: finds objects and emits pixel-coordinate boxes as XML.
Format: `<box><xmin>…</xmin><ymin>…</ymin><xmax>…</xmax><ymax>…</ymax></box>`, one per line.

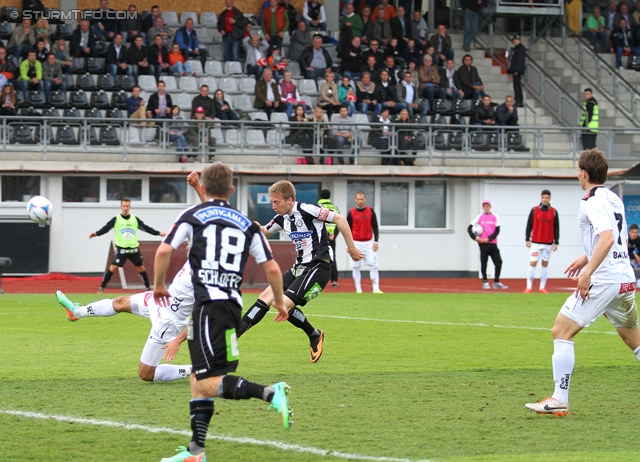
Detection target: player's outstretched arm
<box><xmin>153</xmin><ymin>243</ymin><xmax>174</xmax><ymax>306</ymax></box>
<box><xmin>262</xmin><ymin>259</ymin><xmax>288</xmax><ymax>322</ymax></box>
<box><xmin>162</xmin><ymin>326</ymin><xmax>188</xmax><ymax>362</ymax></box>
<box><xmin>187</xmin><ymin>171</ymin><xmax>206</xmax><ymax>203</ymax></box>
<box><xmin>332</xmin><ymin>213</ymin><xmax>364</xmax><ymax>261</ymax></box>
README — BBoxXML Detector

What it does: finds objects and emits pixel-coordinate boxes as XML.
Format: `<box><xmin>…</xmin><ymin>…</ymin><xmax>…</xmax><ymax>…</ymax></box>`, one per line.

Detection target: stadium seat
<box><xmin>97</xmin><ymin>74</ymin><xmax>117</xmax><ymax>91</ymax></box>
<box><xmin>198</xmin><ymin>76</ymin><xmax>217</xmax><ymax>92</ymax></box>
<box><xmin>239</xmin><ymin>77</ymin><xmax>256</xmax><ymax>95</ymax></box>
<box><xmin>54</xmin><ymin>23</ymin><xmax>73</xmax><ymax>40</ymax></box>
<box><xmin>56</xmin><ymin>125</ymin><xmax>79</xmax><ymax>145</ymax></box>
<box><xmin>85</xmin><ymin>108</ymin><xmax>102</xmax><ymax>119</ymax></box>
<box><xmin>61</xmin><ymin>73</ymin><xmax>75</xmax><ymax>91</ymax></box>
<box><xmin>71</xmin><ymin>58</ymin><xmax>84</xmax><ymax>74</ymax></box>
<box><xmin>205</xmin><ymin>61</ymin><xmax>224</xmax><ymax>77</ymax></box>
<box><xmin>270</xmin><ymin>111</ymin><xmax>289</xmax><ymax>128</ymax></box>
<box><xmin>90</xmin><ymin>90</ymin><xmax>110</xmax><ymax>109</ymax></box>
<box><xmin>76</xmin><ymin>73</ymin><xmax>97</xmax><ymax>91</ymax></box>
<box><xmin>430</xmin><ymin>114</ymin><xmax>447</xmax><ymax>126</ymax></box>
<box><xmin>173</xmin><ymin>92</ymin><xmax>192</xmax><ymax>111</ymax></box>
<box><xmin>285</xmin><ymin>61</ymin><xmax>302</xmax><ymax>77</ymax></box>
<box><xmin>448</xmin><ymin>130</ymin><xmax>463</xmax><ymax>150</ymax></box>
<box><xmin>433</xmin><ymin>131</ymin><xmax>448</xmax><ymax>150</ymax></box>
<box><xmin>450</xmin><ymin>114</ymin><xmax>466</xmax><ymax>126</ymax></box>
<box><xmin>488</xmin><ymin>132</ymin><xmax>501</xmax><ymax>150</ymax></box>
<box><xmin>433</xmin><ymin>99</ymin><xmax>449</xmax><ymax>114</ymax></box>
<box><xmin>99</xmin><ymin>125</ymin><xmax>120</xmax><ymax>145</ymax></box>
<box><xmin>19</xmin><ymin>107</ymin><xmax>41</xmax><ymax>118</ymax></box>
<box><xmin>139</xmin><ymin>91</ymin><xmax>151</xmax><ymax>104</ymax></box>
<box><xmin>179</xmin><ymin>76</ymin><xmax>199</xmax><ymax>94</ymax></box>
<box><xmin>48</xmin><ymin>90</ymin><xmax>67</xmax><ymax>108</ymax></box>
<box><xmin>283</xmin><ymin>31</ymin><xmax>291</xmax><ymax>46</ymax></box>
<box><xmin>470</xmin><ymin>132</ymin><xmax>489</xmax><ymax>151</ymax></box>
<box><xmin>138</xmin><ymin>75</ymin><xmax>157</xmax><ymax>93</ymax></box>
<box><xmin>26</xmin><ymin>91</ymin><xmax>47</xmax><ymax>108</ymax></box>
<box><xmin>219</xmin><ymin>77</ymin><xmax>239</xmax><ymax>95</ymax></box>
<box><xmin>141</xmin><ymin>126</ymin><xmax>158</xmax><ymax>142</ymax></box>
<box><xmin>14</xmin><ymin>91</ymin><xmax>24</xmax><ymax>107</ymax></box>
<box><xmin>187</xmin><ymin>60</ymin><xmax>204</xmax><ymax>76</ymax></box>
<box><xmin>210</xmin><ymin>128</ymin><xmax>226</xmax><ymax>147</ymax></box>
<box><xmin>86</xmin><ymin>57</ymin><xmax>104</xmax><ymax>74</ymax></box>
<box><xmin>1</xmin><ymin>7</ymin><xmax>18</xmax><ymax>23</ymax></box>
<box><xmin>266</xmin><ymin>129</ymin><xmax>281</xmax><ymax>147</ymax></box>
<box><xmin>454</xmin><ymin>99</ymin><xmax>470</xmax><ymax>115</ymax></box>
<box><xmin>10</xmin><ymin>124</ymin><xmax>34</xmax><ymax>144</ymax></box>
<box><xmin>299</xmin><ymin>79</ymin><xmax>319</xmax><ymax>96</ymax></box>
<box><xmin>105</xmin><ymin>108</ymin><xmax>124</xmax><ymax>124</ymax></box>
<box><xmin>250</xmin><ymin>111</ymin><xmax>268</xmax><ymax>121</ymax></box>
<box><xmin>94</xmin><ymin>41</ymin><xmax>108</xmax><ymax>58</ymax></box>
<box><xmin>161</xmin><ymin>11</ymin><xmax>180</xmax><ymax>27</ymax></box>
<box><xmin>508</xmin><ymin>133</ymin><xmax>529</xmax><ymax>152</ymax></box>
<box><xmin>200</xmin><ymin>12</ymin><xmax>217</xmax><ymax>28</ymax></box>
<box><xmin>69</xmin><ymin>90</ymin><xmax>91</xmax><ymax>109</ymax></box>
<box><xmin>87</xmin><ymin>125</ymin><xmax>99</xmax><ymax>145</ymax></box>
<box><xmin>125</xmin><ymin>126</ymin><xmax>144</xmax><ymax>145</ymax></box>
<box><xmin>207</xmin><ymin>43</ymin><xmax>224</xmax><ymax>61</ymax></box>
<box><xmin>34</xmin><ymin>125</ymin><xmax>52</xmax><ymax>143</ymax></box>
<box><xmin>180</xmin><ymin>12</ymin><xmax>198</xmax><ymax>26</ymax></box>
<box><xmin>0</xmin><ymin>21</ymin><xmax>12</xmax><ymax>40</ymax></box>
<box><xmin>63</xmin><ymin>107</ymin><xmax>82</xmax><ymax>119</ymax></box>
<box><xmin>159</xmin><ymin>75</ymin><xmax>178</xmax><ymax>93</ymax></box>
<box><xmin>41</xmin><ymin>107</ymin><xmax>61</xmax><ymax>122</ymax></box>
<box><xmin>246</xmin><ymin>129</ymin><xmax>270</xmax><ymax>147</ymax></box>
<box><xmin>224</xmin><ymin>61</ymin><xmax>243</xmax><ymax>75</ymax></box>
<box><xmin>45</xmin><ymin>8</ymin><xmax>63</xmax><ymax>24</ymax></box>
<box><xmin>211</xmin><ymin>29</ymin><xmax>223</xmax><ymax>43</ymax></box>
<box><xmin>233</xmin><ymin>94</ymin><xmax>256</xmax><ymax>113</ymax></box>
<box><xmin>225</xmin><ymin>128</ymin><xmax>240</xmax><ymax>146</ymax></box>
<box><xmin>111</xmin><ymin>91</ymin><xmax>128</xmax><ymax>109</ymax></box>
<box><xmin>116</xmin><ymin>75</ymin><xmax>136</xmax><ymax>92</ymax></box>
<box><xmin>196</xmin><ymin>28</ymin><xmax>214</xmax><ymax>45</ymax></box>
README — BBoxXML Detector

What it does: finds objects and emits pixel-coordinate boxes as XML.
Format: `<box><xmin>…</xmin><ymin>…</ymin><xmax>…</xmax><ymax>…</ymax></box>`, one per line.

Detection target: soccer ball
<box><xmin>472</xmin><ymin>224</ymin><xmax>484</xmax><ymax>236</ymax></box>
<box><xmin>27</xmin><ymin>196</ymin><xmax>53</xmax><ymax>224</ymax></box>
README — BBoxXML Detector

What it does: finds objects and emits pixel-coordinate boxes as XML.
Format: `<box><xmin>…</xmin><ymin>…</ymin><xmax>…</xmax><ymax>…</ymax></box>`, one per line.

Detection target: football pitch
<box><xmin>2</xmin><ymin>291</ymin><xmax>640</xmax><ymax>461</ymax></box>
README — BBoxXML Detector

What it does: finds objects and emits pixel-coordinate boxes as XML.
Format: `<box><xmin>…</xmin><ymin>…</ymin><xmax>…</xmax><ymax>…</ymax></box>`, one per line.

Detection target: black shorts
<box><xmin>111</xmin><ymin>247</ymin><xmax>144</xmax><ymax>267</ymax></box>
<box><xmin>283</xmin><ymin>260</ymin><xmax>331</xmax><ymax>307</ymax></box>
<box><xmin>188</xmin><ymin>300</ymin><xmax>241</xmax><ymax>381</ymax></box>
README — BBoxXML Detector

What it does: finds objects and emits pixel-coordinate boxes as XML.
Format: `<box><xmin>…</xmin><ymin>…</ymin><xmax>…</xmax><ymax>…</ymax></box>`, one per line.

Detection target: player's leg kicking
<box><xmin>56</xmin><ymin>290</ymin><xmax>141</xmax><ymax>321</ymax></box>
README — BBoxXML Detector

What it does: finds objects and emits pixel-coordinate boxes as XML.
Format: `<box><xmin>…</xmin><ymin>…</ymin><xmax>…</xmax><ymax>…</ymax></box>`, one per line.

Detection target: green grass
<box><xmin>1</xmin><ymin>292</ymin><xmax>640</xmax><ymax>461</ymax></box>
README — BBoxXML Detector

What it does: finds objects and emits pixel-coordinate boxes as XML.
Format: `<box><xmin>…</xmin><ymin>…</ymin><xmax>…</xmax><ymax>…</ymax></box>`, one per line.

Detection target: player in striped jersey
<box><xmin>237</xmin><ymin>180</ymin><xmax>364</xmax><ymax>363</ymax></box>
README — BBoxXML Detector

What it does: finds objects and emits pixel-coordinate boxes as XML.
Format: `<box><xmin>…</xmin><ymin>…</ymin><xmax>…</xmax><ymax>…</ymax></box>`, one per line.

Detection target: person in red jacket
<box><xmin>524</xmin><ymin>189</ymin><xmax>560</xmax><ymax>293</ymax></box>
<box><xmin>347</xmin><ymin>191</ymin><xmax>383</xmax><ymax>293</ymax></box>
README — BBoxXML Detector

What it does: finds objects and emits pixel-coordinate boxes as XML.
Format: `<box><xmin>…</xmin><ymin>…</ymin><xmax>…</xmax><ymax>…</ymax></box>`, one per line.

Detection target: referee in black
<box><xmin>91</xmin><ymin>198</ymin><xmax>166</xmax><ymax>293</ymax></box>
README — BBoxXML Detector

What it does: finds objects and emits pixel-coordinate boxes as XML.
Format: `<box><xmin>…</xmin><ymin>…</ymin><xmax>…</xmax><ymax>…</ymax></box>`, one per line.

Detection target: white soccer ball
<box><xmin>472</xmin><ymin>224</ymin><xmax>484</xmax><ymax>236</ymax></box>
<box><xmin>27</xmin><ymin>196</ymin><xmax>53</xmax><ymax>224</ymax></box>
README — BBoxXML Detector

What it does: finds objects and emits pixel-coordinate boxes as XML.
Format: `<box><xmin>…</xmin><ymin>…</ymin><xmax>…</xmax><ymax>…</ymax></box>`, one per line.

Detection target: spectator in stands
<box><xmin>319</xmin><ymin>71</ymin><xmax>341</xmax><ymax>118</ymax></box>
<box><xmin>185</xmin><ymin>105</ymin><xmax>216</xmax><ymax>162</ymax></box>
<box><xmin>372</xmin><ymin>0</ymin><xmax>396</xmax><ymax>22</ymax></box>
<box><xmin>70</xmin><ymin>19</ymin><xmax>97</xmax><ymax>58</ymax></box>
<box><xmin>149</xmin><ymin>34</ymin><xmax>170</xmax><ymax>81</ymax></box>
<box><xmin>128</xmin><ymin>35</ymin><xmax>152</xmax><ymax>77</ymax></box>
<box><xmin>374</xmin><ymin>105</ymin><xmax>393</xmax><ymax>164</ymax></box>
<box><xmin>51</xmin><ymin>38</ymin><xmax>73</xmax><ymax>73</ymax></box>
<box><xmin>473</xmin><ymin>94</ymin><xmax>497</xmax><ymax>129</ymax></box>
<box><xmin>507</xmin><ymin>35</ymin><xmax>525</xmax><ymax>107</ymax></box>
<box><xmin>254</xmin><ymin>68</ymin><xmax>285</xmax><ymax>119</ymax></box>
<box><xmin>142</xmin><ymin>5</ymin><xmax>160</xmax><ymax>36</ymax></box>
<box><xmin>212</xmin><ymin>89</ymin><xmax>239</xmax><ymax>121</ymax></box>
<box><xmin>396</xmin><ymin>70</ymin><xmax>428</xmax><ymax>119</ymax></box>
<box><xmin>218</xmin><ymin>0</ymin><xmax>248</xmax><ymax>62</ymax></box>
<box><xmin>168</xmin><ymin>42</ymin><xmax>194</xmax><ymax>76</ymax></box>
<box><xmin>423</xmin><ymin>44</ymin><xmax>437</xmax><ymax>67</ymax></box>
<box><xmin>279</xmin><ymin>70</ymin><xmax>303</xmax><ymax>118</ymax></box>
<box><xmin>289</xmin><ymin>21</ymin><xmax>313</xmax><ymax>62</ymax></box>
<box><xmin>418</xmin><ymin>54</ymin><xmax>445</xmax><ymax>109</ymax></box>
<box><xmin>375</xmin><ymin>69</ymin><xmax>398</xmax><ymax>113</ymax></box>
<box><xmin>0</xmin><ymin>82</ymin><xmax>16</xmax><ymax>115</ymax></box>
<box><xmin>148</xmin><ymin>16</ymin><xmax>173</xmax><ymax>48</ymax></box>
<box><xmin>362</xmin><ymin>39</ymin><xmax>384</xmax><ymax>68</ymax></box>
<box><xmin>299</xmin><ymin>35</ymin><xmax>332</xmax><ymax>80</ymax></box>
<box><xmin>146</xmin><ymin>80</ymin><xmax>172</xmax><ymax>119</ymax></box>
<box><xmin>389</xmin><ymin>6</ymin><xmax>409</xmax><ymax>49</ymax></box>
<box><xmin>34</xmin><ymin>39</ymin><xmax>48</xmax><ymax>63</ymax></box>
<box><xmin>409</xmin><ymin>10</ymin><xmax>428</xmax><ymax>50</ymax></box>
<box><xmin>404</xmin><ymin>39</ymin><xmax>422</xmax><ymax>67</ymax></box>
<box><xmin>340</xmin><ymin>35</ymin><xmax>363</xmax><ymax>80</ymax></box>
<box><xmin>16</xmin><ymin>50</ymin><xmax>43</xmax><ymax>99</ymax></box>
<box><xmin>243</xmin><ymin>34</ymin><xmax>270</xmax><ymax>79</ymax></box>
<box><xmin>361</xmin><ymin>6</ymin><xmax>374</xmax><ymax>46</ymax></box>
<box><xmin>461</xmin><ymin>0</ymin><xmax>485</xmax><ymax>52</ymax></box>
<box><xmin>338</xmin><ymin>75</ymin><xmax>357</xmax><ymax>115</ymax></box>
<box><xmin>8</xmin><ymin>18</ymin><xmax>35</xmax><ymax>58</ymax></box>
<box><xmin>372</xmin><ymin>7</ymin><xmax>392</xmax><ymax>47</ymax></box>
<box><xmin>580</xmin><ymin>87</ymin><xmax>598</xmax><ymax>149</ymax></box>
<box><xmin>191</xmin><ymin>84</ymin><xmax>215</xmax><ymax>119</ymax></box>
<box><xmin>127</xmin><ymin>85</ymin><xmax>148</xmax><ymax>123</ymax></box>
<box><xmin>614</xmin><ymin>3</ymin><xmax>634</xmax><ymax>30</ymax></box>
<box><xmin>287</xmin><ymin>104</ymin><xmax>314</xmax><ymax>163</ymax></box>
<box><xmin>42</xmin><ymin>52</ymin><xmax>66</xmax><ymax>100</ymax></box>
<box><xmin>613</xmin><ymin>18</ymin><xmax>634</xmax><ymax>68</ymax></box>
<box><xmin>23</xmin><ymin>0</ymin><xmax>45</xmax><ymax>17</ymax></box>
<box><xmin>280</xmin><ymin>0</ymin><xmax>298</xmax><ymax>34</ymax></box>
<box><xmin>458</xmin><ymin>54</ymin><xmax>485</xmax><ymax>100</ymax></box>
<box><xmin>605</xmin><ymin>1</ymin><xmax>618</xmax><ymax>44</ymax></box>
<box><xmin>92</xmin><ymin>0</ymin><xmax>118</xmax><ymax>42</ymax></box>
<box><xmin>106</xmin><ymin>33</ymin><xmax>132</xmax><ymax>79</ymax></box>
<box><xmin>429</xmin><ymin>24</ymin><xmax>454</xmax><ymax>66</ymax></box>
<box><xmin>440</xmin><ymin>58</ymin><xmax>463</xmax><ymax>101</ymax></box>
<box><xmin>385</xmin><ymin>37</ymin><xmax>405</xmax><ymax>67</ymax></box>
<box><xmin>381</xmin><ymin>53</ymin><xmax>400</xmax><ymax>85</ymax></box>
<box><xmin>119</xmin><ymin>4</ymin><xmax>144</xmax><ymax>44</ymax></box>
<box><xmin>584</xmin><ymin>6</ymin><xmax>608</xmax><ymax>52</ymax></box>
<box><xmin>631</xmin><ymin>20</ymin><xmax>640</xmax><ymax>58</ymax></box>
<box><xmin>395</xmin><ymin>107</ymin><xmax>416</xmax><ymax>165</ymax></box>
<box><xmin>262</xmin><ymin>0</ymin><xmax>289</xmax><ymax>51</ymax></box>
<box><xmin>0</xmin><ymin>48</ymin><xmax>17</xmax><ymax>85</ymax></box>
<box><xmin>311</xmin><ymin>105</ymin><xmax>330</xmax><ymax>163</ymax></box>
<box><xmin>340</xmin><ymin>3</ymin><xmax>363</xmax><ymax>38</ymax></box>
<box><xmin>361</xmin><ymin>55</ymin><xmax>380</xmax><ymax>82</ymax></box>
<box><xmin>267</xmin><ymin>46</ymin><xmax>288</xmax><ymax>83</ymax></box>
<box><xmin>404</xmin><ymin>58</ymin><xmax>418</xmax><ymax>82</ymax></box>
<box><xmin>33</xmin><ymin>17</ymin><xmax>51</xmax><ymax>45</ymax></box>
<box><xmin>303</xmin><ymin>0</ymin><xmax>327</xmax><ymax>32</ymax></box>
<box><xmin>565</xmin><ymin>0</ymin><xmax>583</xmax><ymax>34</ymax></box>
<box><xmin>331</xmin><ymin>104</ymin><xmax>354</xmax><ymax>164</ymax></box>
<box><xmin>356</xmin><ymin>71</ymin><xmax>379</xmax><ymax>116</ymax></box>
<box><xmin>496</xmin><ymin>95</ymin><xmax>519</xmax><ymax>132</ymax></box>
<box><xmin>167</xmin><ymin>105</ymin><xmax>189</xmax><ymax>156</ymax></box>
<box><xmin>175</xmin><ymin>19</ymin><xmax>208</xmax><ymax>68</ymax></box>
<box><xmin>634</xmin><ymin>1</ymin><xmax>640</xmax><ymax>28</ymax></box>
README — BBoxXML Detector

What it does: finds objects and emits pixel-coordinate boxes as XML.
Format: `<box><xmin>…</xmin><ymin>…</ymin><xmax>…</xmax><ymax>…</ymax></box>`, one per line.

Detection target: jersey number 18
<box><xmin>202</xmin><ymin>225</ymin><xmax>246</xmax><ymax>273</ymax></box>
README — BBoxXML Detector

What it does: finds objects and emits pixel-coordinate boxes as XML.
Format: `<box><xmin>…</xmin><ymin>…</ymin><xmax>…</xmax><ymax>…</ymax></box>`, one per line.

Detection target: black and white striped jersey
<box><xmin>164</xmin><ymin>200</ymin><xmax>273</xmax><ymax>307</ymax></box>
<box><xmin>266</xmin><ymin>201</ymin><xmax>335</xmax><ymax>265</ymax></box>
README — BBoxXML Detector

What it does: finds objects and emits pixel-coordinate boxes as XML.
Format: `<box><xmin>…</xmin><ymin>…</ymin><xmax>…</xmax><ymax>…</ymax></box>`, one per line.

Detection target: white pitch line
<box><xmin>0</xmin><ymin>409</ymin><xmax>430</xmax><ymax>462</ymax></box>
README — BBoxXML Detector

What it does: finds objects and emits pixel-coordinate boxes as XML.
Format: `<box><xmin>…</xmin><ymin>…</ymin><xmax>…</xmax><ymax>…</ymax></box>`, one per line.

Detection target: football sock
<box><xmin>551</xmin><ymin>339</ymin><xmax>574</xmax><ymax>404</ymax></box>
<box><xmin>370</xmin><ymin>267</ymin><xmax>380</xmax><ymax>292</ymax></box>
<box><xmin>187</xmin><ymin>398</ymin><xmax>213</xmax><ymax>455</ymax></box>
<box><xmin>74</xmin><ymin>299</ymin><xmax>117</xmax><ymax>318</ymax></box>
<box><xmin>540</xmin><ymin>266</ymin><xmax>549</xmax><ymax>289</ymax></box>
<box><xmin>100</xmin><ymin>269</ymin><xmax>114</xmax><ymax>289</ymax></box>
<box><xmin>153</xmin><ymin>364</ymin><xmax>192</xmax><ymax>382</ymax></box>
<box><xmin>219</xmin><ymin>375</ymin><xmax>271</xmax><ymax>401</ymax></box>
<box><xmin>353</xmin><ymin>267</ymin><xmax>362</xmax><ymax>291</ymax></box>
<box><xmin>237</xmin><ymin>299</ymin><xmax>270</xmax><ymax>338</ymax></box>
<box><xmin>138</xmin><ymin>271</ymin><xmax>150</xmax><ymax>289</ymax></box>
<box><xmin>633</xmin><ymin>346</ymin><xmax>640</xmax><ymax>362</ymax></box>
<box><xmin>287</xmin><ymin>307</ymin><xmax>316</xmax><ymax>336</ymax></box>
<box><xmin>527</xmin><ymin>266</ymin><xmax>536</xmax><ymax>289</ymax></box>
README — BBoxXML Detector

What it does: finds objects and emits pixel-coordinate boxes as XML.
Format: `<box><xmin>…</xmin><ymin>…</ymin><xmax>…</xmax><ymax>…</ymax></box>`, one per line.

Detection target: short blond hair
<box><xmin>268</xmin><ymin>180</ymin><xmax>296</xmax><ymax>200</ymax></box>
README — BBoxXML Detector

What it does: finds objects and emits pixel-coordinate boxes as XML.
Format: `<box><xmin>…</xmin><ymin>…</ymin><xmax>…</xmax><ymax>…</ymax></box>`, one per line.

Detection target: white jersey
<box><xmin>579</xmin><ymin>186</ymin><xmax>635</xmax><ymax>283</ymax></box>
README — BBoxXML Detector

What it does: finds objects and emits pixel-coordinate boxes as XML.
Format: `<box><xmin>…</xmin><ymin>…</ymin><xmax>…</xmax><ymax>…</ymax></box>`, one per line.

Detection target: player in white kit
<box><xmin>525</xmin><ymin>149</ymin><xmax>640</xmax><ymax>416</ymax></box>
<box><xmin>56</xmin><ymin>260</ymin><xmax>195</xmax><ymax>383</ymax></box>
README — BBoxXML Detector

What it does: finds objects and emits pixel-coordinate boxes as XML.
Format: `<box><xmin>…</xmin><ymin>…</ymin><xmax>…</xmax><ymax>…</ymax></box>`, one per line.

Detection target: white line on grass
<box><xmin>0</xmin><ymin>409</ymin><xmax>430</xmax><ymax>462</ymax></box>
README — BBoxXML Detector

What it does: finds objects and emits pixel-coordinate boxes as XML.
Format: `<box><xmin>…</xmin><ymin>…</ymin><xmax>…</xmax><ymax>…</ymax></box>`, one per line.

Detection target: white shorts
<box><xmin>529</xmin><ymin>243</ymin><xmax>553</xmax><ymax>263</ymax></box>
<box><xmin>130</xmin><ymin>292</ymin><xmax>151</xmax><ymax>318</ymax></box>
<box><xmin>139</xmin><ymin>337</ymin><xmax>166</xmax><ymax>367</ymax></box>
<box><xmin>560</xmin><ymin>282</ymin><xmax>638</xmax><ymax>329</ymax></box>
<box><xmin>351</xmin><ymin>240</ymin><xmax>378</xmax><ymax>269</ymax></box>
